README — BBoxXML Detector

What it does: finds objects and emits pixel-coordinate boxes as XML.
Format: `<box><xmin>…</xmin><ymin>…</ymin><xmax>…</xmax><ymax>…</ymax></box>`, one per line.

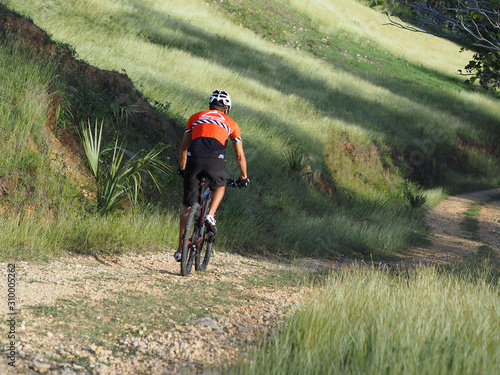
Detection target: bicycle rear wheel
<box><xmin>181</xmin><ymin>203</ymin><xmax>201</xmax><ymax>276</ymax></box>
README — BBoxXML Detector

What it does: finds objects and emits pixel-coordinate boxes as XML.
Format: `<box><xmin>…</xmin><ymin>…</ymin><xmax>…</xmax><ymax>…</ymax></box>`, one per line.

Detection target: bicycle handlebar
<box><xmin>226</xmin><ymin>178</ymin><xmax>248</xmax><ymax>188</ymax></box>
<box><xmin>226</xmin><ymin>178</ymin><xmax>239</xmax><ymax>188</ymax></box>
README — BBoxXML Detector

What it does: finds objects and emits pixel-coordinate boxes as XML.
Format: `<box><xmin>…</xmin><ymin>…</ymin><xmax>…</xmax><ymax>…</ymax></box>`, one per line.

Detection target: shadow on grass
<box><xmin>112</xmin><ymin>2</ymin><xmax>437</xmax><ymax>142</ymax></box>
<box><xmin>10</xmin><ymin>0</ymin><xmax>496</xmax><ymax>260</ymax></box>
<box><xmin>118</xmin><ymin>0</ymin><xmax>500</xmax><ymax>145</ymax></box>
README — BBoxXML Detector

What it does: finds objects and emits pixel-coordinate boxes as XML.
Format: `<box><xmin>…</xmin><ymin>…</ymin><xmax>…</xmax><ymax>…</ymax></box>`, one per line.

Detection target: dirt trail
<box><xmin>396</xmin><ymin>188</ymin><xmax>500</xmax><ymax>267</ymax></box>
<box><xmin>1</xmin><ymin>188</ymin><xmax>500</xmax><ymax>374</ymax></box>
<box><xmin>0</xmin><ymin>252</ymin><xmax>310</xmax><ymax>374</ymax></box>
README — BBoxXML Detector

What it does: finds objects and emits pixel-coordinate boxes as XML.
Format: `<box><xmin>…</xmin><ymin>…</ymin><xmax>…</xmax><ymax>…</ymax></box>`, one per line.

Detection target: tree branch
<box><xmin>386</xmin><ymin>0</ymin><xmax>500</xmax><ymax>52</ymax></box>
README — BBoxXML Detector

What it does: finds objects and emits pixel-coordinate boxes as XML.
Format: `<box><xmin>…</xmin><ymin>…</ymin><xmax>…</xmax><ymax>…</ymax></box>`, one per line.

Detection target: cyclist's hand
<box><xmin>237</xmin><ymin>177</ymin><xmax>250</xmax><ymax>188</ymax></box>
<box><xmin>176</xmin><ymin>168</ymin><xmax>185</xmax><ymax>177</ymax></box>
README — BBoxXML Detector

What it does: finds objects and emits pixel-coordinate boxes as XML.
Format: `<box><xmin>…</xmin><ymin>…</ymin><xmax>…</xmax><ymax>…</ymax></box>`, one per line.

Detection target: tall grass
<box><xmin>234</xmin><ymin>264</ymin><xmax>500</xmax><ymax>374</ymax></box>
<box><xmin>0</xmin><ymin>44</ymin><xmax>52</xmax><ymax>171</ymax></box>
<box><xmin>0</xmin><ymin>206</ymin><xmax>178</xmax><ymax>260</ymax></box>
<box><xmin>0</xmin><ymin>41</ymin><xmax>177</xmax><ymax>260</ymax></box>
<box><xmin>0</xmin><ymin>42</ymin><xmax>75</xmax><ymax>211</ymax></box>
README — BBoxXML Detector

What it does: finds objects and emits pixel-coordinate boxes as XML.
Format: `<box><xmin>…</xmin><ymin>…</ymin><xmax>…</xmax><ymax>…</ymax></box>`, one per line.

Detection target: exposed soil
<box><xmin>0</xmin><ymin>4</ymin><xmax>179</xmax><ymax>144</ymax></box>
<box><xmin>395</xmin><ymin>188</ymin><xmax>500</xmax><ymax>267</ymax></box>
<box><xmin>0</xmin><ymin>252</ymin><xmax>309</xmax><ymax>374</ymax></box>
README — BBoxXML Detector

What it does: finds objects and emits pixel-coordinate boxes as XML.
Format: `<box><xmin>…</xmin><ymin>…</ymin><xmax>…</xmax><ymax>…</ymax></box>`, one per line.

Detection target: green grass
<box><xmin>2</xmin><ymin>0</ymin><xmax>500</xmax><ymax>260</ymax></box>
<box><xmin>0</xmin><ymin>34</ymin><xmax>175</xmax><ymax>261</ymax></box>
<box><xmin>233</xmin><ymin>263</ymin><xmax>500</xmax><ymax>374</ymax></box>
<box><xmin>0</xmin><ymin>43</ymin><xmax>71</xmax><ymax>203</ymax></box>
<box><xmin>0</xmin><ymin>207</ymin><xmax>178</xmax><ymax>261</ymax></box>
<box><xmin>2</xmin><ymin>3</ymin><xmax>499</xmax><ymax>371</ymax></box>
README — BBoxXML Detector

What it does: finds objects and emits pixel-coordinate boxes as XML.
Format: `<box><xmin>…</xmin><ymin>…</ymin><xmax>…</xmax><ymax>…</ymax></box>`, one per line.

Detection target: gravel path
<box><xmin>0</xmin><ymin>252</ymin><xmax>310</xmax><ymax>374</ymax></box>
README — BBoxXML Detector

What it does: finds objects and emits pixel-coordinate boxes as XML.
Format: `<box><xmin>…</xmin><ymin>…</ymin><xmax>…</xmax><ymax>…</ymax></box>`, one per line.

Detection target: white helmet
<box><xmin>209</xmin><ymin>90</ymin><xmax>232</xmax><ymax>112</ymax></box>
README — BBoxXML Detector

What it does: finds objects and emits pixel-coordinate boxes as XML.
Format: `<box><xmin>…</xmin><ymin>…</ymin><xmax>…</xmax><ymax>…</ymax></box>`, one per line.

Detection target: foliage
<box><xmin>81</xmin><ymin>119</ymin><xmax>103</xmax><ymax>179</ymax></box>
<box><xmin>462</xmin><ymin>48</ymin><xmax>500</xmax><ymax>89</ymax></box>
<box><xmin>282</xmin><ymin>147</ymin><xmax>307</xmax><ymax>175</ymax></box>
<box><xmin>403</xmin><ymin>180</ymin><xmax>428</xmax><ymax>208</ymax></box>
<box><xmin>406</xmin><ymin>191</ymin><xmax>428</xmax><ymax>208</ymax></box>
<box><xmin>4</xmin><ymin>0</ymin><xmax>500</xmax><ymax>258</ymax></box>
<box><xmin>80</xmin><ymin>120</ymin><xmax>170</xmax><ymax>214</ymax></box>
<box><xmin>388</xmin><ymin>0</ymin><xmax>500</xmax><ymax>89</ymax></box>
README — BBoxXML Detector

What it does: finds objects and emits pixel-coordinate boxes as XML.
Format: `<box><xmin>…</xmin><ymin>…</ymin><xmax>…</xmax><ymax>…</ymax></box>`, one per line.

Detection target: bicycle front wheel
<box><xmin>181</xmin><ymin>203</ymin><xmax>201</xmax><ymax>276</ymax></box>
<box><xmin>195</xmin><ymin>233</ymin><xmax>214</xmax><ymax>272</ymax></box>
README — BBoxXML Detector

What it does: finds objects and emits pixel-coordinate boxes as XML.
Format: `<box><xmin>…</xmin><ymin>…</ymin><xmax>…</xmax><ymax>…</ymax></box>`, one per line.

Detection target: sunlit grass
<box><xmin>0</xmin><ymin>207</ymin><xmax>178</xmax><ymax>261</ymax></box>
<box><xmin>234</xmin><ymin>264</ymin><xmax>500</xmax><ymax>374</ymax></box>
<box><xmin>287</xmin><ymin>0</ymin><xmax>473</xmax><ymax>73</ymax></box>
<box><xmin>0</xmin><ymin>41</ymin><xmax>176</xmax><ymax>260</ymax></box>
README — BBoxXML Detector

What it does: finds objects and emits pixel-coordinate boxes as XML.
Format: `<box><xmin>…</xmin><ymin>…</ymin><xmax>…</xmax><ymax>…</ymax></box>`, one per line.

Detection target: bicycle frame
<box><xmin>198</xmin><ymin>179</ymin><xmax>212</xmax><ymax>228</ymax></box>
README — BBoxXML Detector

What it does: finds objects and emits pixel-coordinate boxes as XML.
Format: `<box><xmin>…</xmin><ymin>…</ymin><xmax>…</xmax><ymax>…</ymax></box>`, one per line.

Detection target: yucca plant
<box><xmin>80</xmin><ymin>119</ymin><xmax>170</xmax><ymax>213</ymax></box>
<box><xmin>406</xmin><ymin>192</ymin><xmax>428</xmax><ymax>208</ymax></box>
<box><xmin>402</xmin><ymin>180</ymin><xmax>428</xmax><ymax>209</ymax></box>
<box><xmin>81</xmin><ymin>119</ymin><xmax>103</xmax><ymax>180</ymax></box>
<box><xmin>283</xmin><ymin>147</ymin><xmax>307</xmax><ymax>175</ymax></box>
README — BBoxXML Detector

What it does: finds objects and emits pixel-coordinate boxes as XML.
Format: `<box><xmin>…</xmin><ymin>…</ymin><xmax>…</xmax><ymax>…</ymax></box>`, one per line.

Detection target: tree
<box><xmin>387</xmin><ymin>0</ymin><xmax>500</xmax><ymax>89</ymax></box>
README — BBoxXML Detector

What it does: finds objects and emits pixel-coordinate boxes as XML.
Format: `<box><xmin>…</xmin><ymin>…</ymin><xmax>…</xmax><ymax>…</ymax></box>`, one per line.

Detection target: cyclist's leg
<box><xmin>205</xmin><ymin>158</ymin><xmax>227</xmax><ymax>218</ymax></box>
<box><xmin>177</xmin><ymin>157</ymin><xmax>200</xmax><ymax>259</ymax></box>
<box><xmin>208</xmin><ymin>187</ymin><xmax>225</xmax><ymax>217</ymax></box>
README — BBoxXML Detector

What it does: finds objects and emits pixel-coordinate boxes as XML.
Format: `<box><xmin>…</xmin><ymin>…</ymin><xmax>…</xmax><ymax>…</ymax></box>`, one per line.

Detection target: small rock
<box><xmin>199</xmin><ymin>318</ymin><xmax>219</xmax><ymax>330</ymax></box>
<box><xmin>32</xmin><ymin>359</ymin><xmax>51</xmax><ymax>373</ymax></box>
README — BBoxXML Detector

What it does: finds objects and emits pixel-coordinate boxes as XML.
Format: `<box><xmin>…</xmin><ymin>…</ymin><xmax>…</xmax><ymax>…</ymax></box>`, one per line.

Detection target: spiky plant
<box><xmin>283</xmin><ymin>147</ymin><xmax>307</xmax><ymax>175</ymax></box>
<box><xmin>80</xmin><ymin>119</ymin><xmax>170</xmax><ymax>213</ymax></box>
<box><xmin>81</xmin><ymin>119</ymin><xmax>103</xmax><ymax>180</ymax></box>
<box><xmin>406</xmin><ymin>192</ymin><xmax>428</xmax><ymax>209</ymax></box>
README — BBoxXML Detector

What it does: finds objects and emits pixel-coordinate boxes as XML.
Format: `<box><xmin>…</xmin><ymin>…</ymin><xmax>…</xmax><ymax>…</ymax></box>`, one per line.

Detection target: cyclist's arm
<box><xmin>179</xmin><ymin>132</ymin><xmax>192</xmax><ymax>170</ymax></box>
<box><xmin>232</xmin><ymin>141</ymin><xmax>247</xmax><ymax>180</ymax></box>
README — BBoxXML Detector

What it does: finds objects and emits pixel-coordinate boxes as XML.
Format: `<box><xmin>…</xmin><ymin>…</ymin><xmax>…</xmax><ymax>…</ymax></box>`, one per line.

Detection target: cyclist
<box><xmin>175</xmin><ymin>90</ymin><xmax>249</xmax><ymax>262</ymax></box>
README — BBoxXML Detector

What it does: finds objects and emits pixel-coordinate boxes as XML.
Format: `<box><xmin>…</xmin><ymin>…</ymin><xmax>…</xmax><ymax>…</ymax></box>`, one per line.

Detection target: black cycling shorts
<box><xmin>183</xmin><ymin>157</ymin><xmax>227</xmax><ymax>207</ymax></box>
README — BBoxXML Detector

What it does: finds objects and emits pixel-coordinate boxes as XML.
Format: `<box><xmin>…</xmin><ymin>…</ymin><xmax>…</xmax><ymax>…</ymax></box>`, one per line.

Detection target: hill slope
<box><xmin>1</xmin><ymin>0</ymin><xmax>500</xmax><ymax>260</ymax></box>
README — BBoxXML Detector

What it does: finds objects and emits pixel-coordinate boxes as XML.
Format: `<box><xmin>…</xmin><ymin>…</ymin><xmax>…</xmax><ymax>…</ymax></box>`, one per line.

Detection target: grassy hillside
<box><xmin>2</xmin><ymin>0</ymin><xmax>500</xmax><ymax>260</ymax></box>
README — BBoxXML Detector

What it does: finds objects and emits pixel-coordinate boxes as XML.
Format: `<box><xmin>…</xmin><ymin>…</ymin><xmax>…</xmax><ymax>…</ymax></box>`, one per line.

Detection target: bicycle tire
<box><xmin>181</xmin><ymin>203</ymin><xmax>201</xmax><ymax>276</ymax></box>
<box><xmin>195</xmin><ymin>194</ymin><xmax>212</xmax><ymax>272</ymax></box>
<box><xmin>196</xmin><ymin>234</ymin><xmax>214</xmax><ymax>272</ymax></box>
<box><xmin>194</xmin><ymin>233</ymin><xmax>203</xmax><ymax>271</ymax></box>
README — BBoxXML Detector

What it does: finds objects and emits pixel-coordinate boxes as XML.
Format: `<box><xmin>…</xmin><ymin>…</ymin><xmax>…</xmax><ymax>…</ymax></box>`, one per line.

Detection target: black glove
<box><xmin>237</xmin><ymin>177</ymin><xmax>250</xmax><ymax>188</ymax></box>
<box><xmin>176</xmin><ymin>168</ymin><xmax>185</xmax><ymax>177</ymax></box>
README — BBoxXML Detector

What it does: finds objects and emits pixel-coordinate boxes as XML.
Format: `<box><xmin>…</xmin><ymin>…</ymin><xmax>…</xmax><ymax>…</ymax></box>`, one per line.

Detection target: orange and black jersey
<box><xmin>185</xmin><ymin>110</ymin><xmax>242</xmax><ymax>159</ymax></box>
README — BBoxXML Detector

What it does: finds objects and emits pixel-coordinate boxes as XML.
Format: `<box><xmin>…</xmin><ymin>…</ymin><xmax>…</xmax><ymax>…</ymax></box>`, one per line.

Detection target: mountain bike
<box><xmin>180</xmin><ymin>177</ymin><xmax>241</xmax><ymax>276</ymax></box>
